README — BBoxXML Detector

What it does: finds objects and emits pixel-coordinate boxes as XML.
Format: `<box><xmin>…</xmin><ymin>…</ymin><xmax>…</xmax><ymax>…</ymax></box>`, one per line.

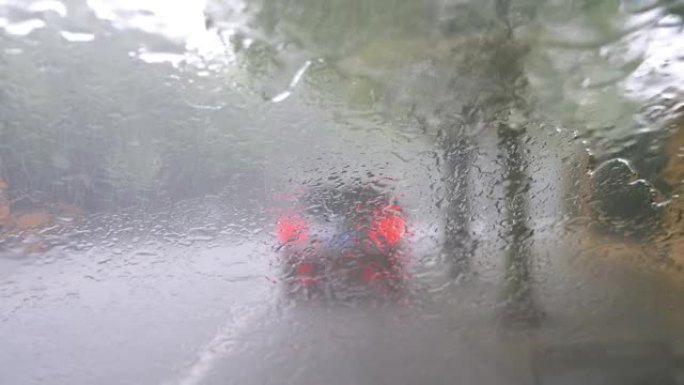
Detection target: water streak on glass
<box><xmin>2</xmin><ymin>0</ymin><xmax>684</xmax><ymax>384</ymax></box>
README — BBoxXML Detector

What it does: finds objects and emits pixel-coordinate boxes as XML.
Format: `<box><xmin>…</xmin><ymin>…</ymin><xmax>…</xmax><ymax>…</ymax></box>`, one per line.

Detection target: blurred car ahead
<box><xmin>273</xmin><ymin>184</ymin><xmax>410</xmax><ymax>302</ymax></box>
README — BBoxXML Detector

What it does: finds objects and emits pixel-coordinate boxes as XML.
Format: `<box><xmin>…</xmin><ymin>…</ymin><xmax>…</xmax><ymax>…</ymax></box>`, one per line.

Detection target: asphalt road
<box><xmin>3</xmin><ymin>217</ymin><xmax>684</xmax><ymax>385</ymax></box>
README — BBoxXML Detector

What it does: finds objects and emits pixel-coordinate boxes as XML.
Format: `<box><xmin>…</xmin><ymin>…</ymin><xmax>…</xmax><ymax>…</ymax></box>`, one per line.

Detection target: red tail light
<box><xmin>360</xmin><ymin>264</ymin><xmax>381</xmax><ymax>283</ymax></box>
<box><xmin>275</xmin><ymin>213</ymin><xmax>308</xmax><ymax>244</ymax></box>
<box><xmin>296</xmin><ymin>262</ymin><xmax>314</xmax><ymax>275</ymax></box>
<box><xmin>368</xmin><ymin>204</ymin><xmax>406</xmax><ymax>247</ymax></box>
<box><xmin>295</xmin><ymin>262</ymin><xmax>316</xmax><ymax>286</ymax></box>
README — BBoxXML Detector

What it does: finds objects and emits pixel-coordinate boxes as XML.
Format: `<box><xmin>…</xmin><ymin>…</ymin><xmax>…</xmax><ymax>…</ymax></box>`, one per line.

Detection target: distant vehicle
<box><xmin>273</xmin><ymin>184</ymin><xmax>410</xmax><ymax>302</ymax></box>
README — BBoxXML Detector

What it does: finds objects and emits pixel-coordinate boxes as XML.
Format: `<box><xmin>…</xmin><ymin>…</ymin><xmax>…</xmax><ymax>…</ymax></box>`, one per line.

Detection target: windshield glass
<box><xmin>3</xmin><ymin>0</ymin><xmax>684</xmax><ymax>384</ymax></box>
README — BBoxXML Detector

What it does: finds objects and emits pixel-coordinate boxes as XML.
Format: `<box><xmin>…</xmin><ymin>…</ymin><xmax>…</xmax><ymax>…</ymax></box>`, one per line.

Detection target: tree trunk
<box><xmin>498</xmin><ymin>123</ymin><xmax>544</xmax><ymax>327</ymax></box>
<box><xmin>442</xmin><ymin>129</ymin><xmax>476</xmax><ymax>279</ymax></box>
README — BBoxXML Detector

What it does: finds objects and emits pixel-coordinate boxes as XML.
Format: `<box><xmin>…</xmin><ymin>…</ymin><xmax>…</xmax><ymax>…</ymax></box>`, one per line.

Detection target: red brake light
<box><xmin>360</xmin><ymin>264</ymin><xmax>381</xmax><ymax>283</ymax></box>
<box><xmin>275</xmin><ymin>214</ymin><xmax>308</xmax><ymax>244</ymax></box>
<box><xmin>368</xmin><ymin>204</ymin><xmax>406</xmax><ymax>247</ymax></box>
<box><xmin>295</xmin><ymin>262</ymin><xmax>316</xmax><ymax>286</ymax></box>
<box><xmin>296</xmin><ymin>262</ymin><xmax>314</xmax><ymax>276</ymax></box>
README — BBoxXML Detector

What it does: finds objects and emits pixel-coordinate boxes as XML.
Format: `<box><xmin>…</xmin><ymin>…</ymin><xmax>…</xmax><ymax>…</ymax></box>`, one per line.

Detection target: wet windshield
<box><xmin>2</xmin><ymin>0</ymin><xmax>684</xmax><ymax>384</ymax></box>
